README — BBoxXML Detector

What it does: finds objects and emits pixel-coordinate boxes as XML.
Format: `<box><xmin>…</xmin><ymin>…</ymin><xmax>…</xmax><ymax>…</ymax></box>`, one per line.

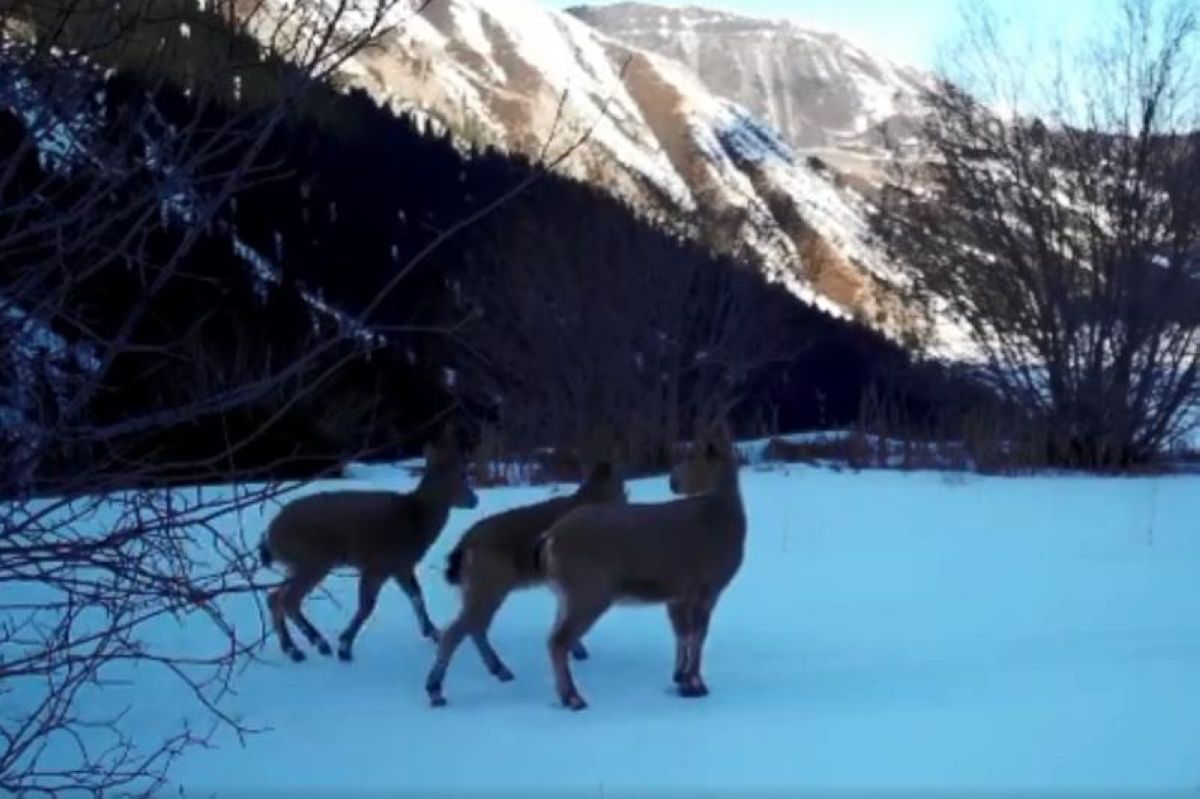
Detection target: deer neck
<box><xmin>711</xmin><ymin>459</ymin><xmax>741</xmax><ymax>496</ymax></box>
<box><xmin>412</xmin><ymin>477</ymin><xmax>454</xmax><ymax>542</ymax></box>
<box><xmin>705</xmin><ymin>464</ymin><xmax>746</xmax><ymax>528</ymax></box>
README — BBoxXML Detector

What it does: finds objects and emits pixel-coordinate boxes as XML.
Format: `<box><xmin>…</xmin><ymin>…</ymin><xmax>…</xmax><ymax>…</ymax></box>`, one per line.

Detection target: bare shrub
<box><xmin>874</xmin><ymin>0</ymin><xmax>1200</xmax><ymax>469</ymax></box>
<box><xmin>0</xmin><ymin>2</ymin><xmax>493</xmax><ymax>795</ymax></box>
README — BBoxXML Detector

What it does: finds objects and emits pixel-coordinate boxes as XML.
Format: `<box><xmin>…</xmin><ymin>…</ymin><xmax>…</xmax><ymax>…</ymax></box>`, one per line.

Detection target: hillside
<box><xmin>327</xmin><ymin>0</ymin><xmax>951</xmax><ymax>350</ymax></box>
<box><xmin>1</xmin><ymin>11</ymin><xmax>944</xmax><ymax>485</ymax></box>
<box><xmin>568</xmin><ymin>2</ymin><xmax>928</xmax><ymax>153</ymax></box>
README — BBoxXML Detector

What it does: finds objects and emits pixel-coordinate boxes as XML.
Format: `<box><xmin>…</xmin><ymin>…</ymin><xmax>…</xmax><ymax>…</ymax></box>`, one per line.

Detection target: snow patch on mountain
<box><xmin>346</xmin><ymin>0</ymin><xmax>696</xmax><ymax>211</ymax></box>
<box><xmin>0</xmin><ymin>43</ymin><xmax>102</xmax><ymax>172</ymax></box>
<box><xmin>571</xmin><ymin>2</ymin><xmax>931</xmax><ymax>150</ymax></box>
<box><xmin>0</xmin><ymin>296</ymin><xmax>101</xmax><ymax>487</ymax></box>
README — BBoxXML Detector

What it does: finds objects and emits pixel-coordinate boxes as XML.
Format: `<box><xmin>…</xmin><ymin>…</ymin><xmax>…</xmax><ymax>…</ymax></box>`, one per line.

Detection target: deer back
<box><xmin>543</xmin><ymin>438</ymin><xmax>744</xmax><ymax>603</ymax></box>
<box><xmin>265</xmin><ymin>490</ymin><xmax>420</xmax><ymax>570</ymax></box>
<box><xmin>456</xmin><ymin>460</ymin><xmax>627</xmax><ymax>586</ymax></box>
<box><xmin>264</xmin><ymin>425</ymin><xmax>478</xmax><ymax>572</ymax></box>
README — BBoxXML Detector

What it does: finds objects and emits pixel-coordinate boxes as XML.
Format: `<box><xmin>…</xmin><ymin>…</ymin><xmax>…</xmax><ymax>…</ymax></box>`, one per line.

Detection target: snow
<box><xmin>232</xmin><ymin>237</ymin><xmax>282</xmax><ymax>301</ymax></box>
<box><xmin>447</xmin><ymin>0</ymin><xmax>504</xmax><ymax>82</ymax></box>
<box><xmin>476</xmin><ymin>0</ymin><xmax>696</xmax><ymax>207</ymax></box>
<box><xmin>0</xmin><ymin>297</ymin><xmax>99</xmax><ymax>403</ymax></box>
<box><xmin>624</xmin><ymin>50</ymin><xmax>925</xmax><ymax>327</ymax></box>
<box><xmin>227</xmin><ymin>235</ymin><xmax>384</xmax><ymax>345</ymax></box>
<box><xmin>592</xmin><ymin>4</ymin><xmax>930</xmax><ymax>144</ymax></box>
<box><xmin>0</xmin><ymin>44</ymin><xmax>99</xmax><ymax>172</ymax></box>
<box><xmin>338</xmin><ymin>0</ymin><xmax>696</xmax><ymax>210</ymax></box>
<box><xmin>8</xmin><ymin>456</ymin><xmax>1200</xmax><ymax>795</ymax></box>
<box><xmin>0</xmin><ymin>296</ymin><xmax>99</xmax><ymax>485</ymax></box>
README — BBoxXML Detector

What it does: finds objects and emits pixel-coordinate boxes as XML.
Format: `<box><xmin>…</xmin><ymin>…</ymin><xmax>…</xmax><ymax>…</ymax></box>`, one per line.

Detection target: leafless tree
<box><xmin>874</xmin><ymin>0</ymin><xmax>1200</xmax><ymax>468</ymax></box>
<box><xmin>0</xmin><ymin>2</ymin><xmax>437</xmax><ymax>795</ymax></box>
<box><xmin>457</xmin><ymin>203</ymin><xmax>797</xmax><ymax>471</ymax></box>
<box><xmin>1</xmin><ymin>1</ymin><xmax>631</xmax><ymax>791</ymax></box>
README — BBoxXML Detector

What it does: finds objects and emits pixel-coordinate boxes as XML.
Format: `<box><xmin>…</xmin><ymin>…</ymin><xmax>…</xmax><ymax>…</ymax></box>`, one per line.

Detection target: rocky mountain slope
<box><xmin>327</xmin><ymin>0</ymin><xmax>953</xmax><ymax>351</ymax></box>
<box><xmin>568</xmin><ymin>1</ymin><xmax>929</xmax><ymax>186</ymax></box>
<box><xmin>567</xmin><ymin>2</ymin><xmax>927</xmax><ymax>149</ymax></box>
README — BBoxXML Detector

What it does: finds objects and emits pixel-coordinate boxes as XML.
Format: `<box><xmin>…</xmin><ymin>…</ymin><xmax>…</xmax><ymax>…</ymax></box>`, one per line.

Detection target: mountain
<box><xmin>567</xmin><ymin>2</ymin><xmax>927</xmax><ymax>150</ymax></box>
<box><xmin>566</xmin><ymin>1</ymin><xmax>929</xmax><ymax>184</ymax></box>
<box><xmin>328</xmin><ymin>0</ymin><xmax>955</xmax><ymax>352</ymax></box>
<box><xmin>3</xmin><ymin>28</ymin><xmax>939</xmax><ymax>484</ymax></box>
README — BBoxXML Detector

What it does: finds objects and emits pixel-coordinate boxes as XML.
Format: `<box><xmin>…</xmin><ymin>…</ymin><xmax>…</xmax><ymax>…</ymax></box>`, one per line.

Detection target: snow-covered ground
<box><xmin>13</xmin><ymin>460</ymin><xmax>1200</xmax><ymax>795</ymax></box>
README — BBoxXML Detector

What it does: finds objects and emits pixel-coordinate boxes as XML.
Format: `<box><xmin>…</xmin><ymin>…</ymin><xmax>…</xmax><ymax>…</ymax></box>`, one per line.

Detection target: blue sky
<box><xmin>542</xmin><ymin>1</ymin><xmax>1105</xmax><ymax>69</ymax></box>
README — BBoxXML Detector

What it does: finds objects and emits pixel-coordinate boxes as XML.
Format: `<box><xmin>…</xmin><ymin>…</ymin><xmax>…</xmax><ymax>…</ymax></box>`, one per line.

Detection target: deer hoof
<box><xmin>337</xmin><ymin>647</ymin><xmax>353</xmax><ymax>662</ymax></box>
<box><xmin>493</xmin><ymin>666</ymin><xmax>515</xmax><ymax>683</ymax></box>
<box><xmin>316</xmin><ymin>640</ymin><xmax>333</xmax><ymax>657</ymax></box>
<box><xmin>562</xmin><ymin>693</ymin><xmax>588</xmax><ymax>711</ymax></box>
<box><xmin>286</xmin><ymin>648</ymin><xmax>306</xmax><ymax>663</ymax></box>
<box><xmin>672</xmin><ymin>670</ymin><xmax>686</xmax><ymax>685</ymax></box>
<box><xmin>678</xmin><ymin>681</ymin><xmax>709</xmax><ymax>698</ymax></box>
<box><xmin>429</xmin><ymin>694</ymin><xmax>447</xmax><ymax>708</ymax></box>
<box><xmin>570</xmin><ymin>644</ymin><xmax>589</xmax><ymax>661</ymax></box>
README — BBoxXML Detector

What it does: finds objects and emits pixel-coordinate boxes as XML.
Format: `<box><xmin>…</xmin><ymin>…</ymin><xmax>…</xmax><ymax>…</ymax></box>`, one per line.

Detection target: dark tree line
<box><xmin>222</xmin><ymin>85</ymin><xmax>954</xmax><ymax>464</ymax></box>
<box><xmin>0</xmin><ymin>45</ymin><xmax>946</xmax><ymax>485</ymax></box>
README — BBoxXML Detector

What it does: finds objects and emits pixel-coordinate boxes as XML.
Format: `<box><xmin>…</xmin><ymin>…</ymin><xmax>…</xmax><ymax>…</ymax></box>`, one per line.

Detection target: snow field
<box><xmin>62</xmin><ymin>461</ymin><xmax>1199</xmax><ymax>795</ymax></box>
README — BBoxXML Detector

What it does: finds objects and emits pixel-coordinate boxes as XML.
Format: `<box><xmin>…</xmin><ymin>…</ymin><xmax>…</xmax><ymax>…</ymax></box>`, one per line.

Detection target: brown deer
<box><xmin>259</xmin><ymin>428</ymin><xmax>478</xmax><ymax>663</ymax></box>
<box><xmin>538</xmin><ymin>426</ymin><xmax>745</xmax><ymax>710</ymax></box>
<box><xmin>425</xmin><ymin>460</ymin><xmax>627</xmax><ymax>706</ymax></box>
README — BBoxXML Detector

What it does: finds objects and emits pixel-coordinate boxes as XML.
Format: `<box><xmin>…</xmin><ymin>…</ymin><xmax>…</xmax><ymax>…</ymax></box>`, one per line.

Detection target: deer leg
<box><xmin>284</xmin><ymin>567</ymin><xmax>333</xmax><ymax>657</ymax></box>
<box><xmin>337</xmin><ymin>569</ymin><xmax>386</xmax><ymax>661</ymax></box>
<box><xmin>666</xmin><ymin>600</ymin><xmax>693</xmax><ymax>685</ymax></box>
<box><xmin>425</xmin><ymin>589</ymin><xmax>510</xmax><ymax>707</ymax></box>
<box><xmin>679</xmin><ymin>592</ymin><xmax>716</xmax><ymax>698</ymax></box>
<box><xmin>549</xmin><ymin>592</ymin><xmax>611</xmax><ymax>711</ymax></box>
<box><xmin>395</xmin><ymin>570</ymin><xmax>439</xmax><ymax>642</ymax></box>
<box><xmin>425</xmin><ymin>615</ymin><xmax>471</xmax><ymax>707</ymax></box>
<box><xmin>464</xmin><ymin>580</ymin><xmax>514</xmax><ymax>681</ymax></box>
<box><xmin>268</xmin><ymin>583</ymin><xmax>306</xmax><ymax>663</ymax></box>
<box><xmin>472</xmin><ymin>632</ymin><xmax>513</xmax><ymax>680</ymax></box>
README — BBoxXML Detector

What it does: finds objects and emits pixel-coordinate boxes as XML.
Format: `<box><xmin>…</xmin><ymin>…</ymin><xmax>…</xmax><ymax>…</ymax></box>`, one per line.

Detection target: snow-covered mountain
<box><xmin>327</xmin><ymin>0</ymin><xmax>946</xmax><ymax>349</ymax></box>
<box><xmin>568</xmin><ymin>2</ymin><xmax>928</xmax><ymax>150</ymax></box>
<box><xmin>568</xmin><ymin>1</ymin><xmax>930</xmax><ymax>187</ymax></box>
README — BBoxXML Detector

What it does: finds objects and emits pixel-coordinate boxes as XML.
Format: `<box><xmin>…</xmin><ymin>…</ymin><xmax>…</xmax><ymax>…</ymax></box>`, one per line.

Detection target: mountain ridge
<box><xmin>324</xmin><ymin>0</ymin><xmax>957</xmax><ymax>352</ymax></box>
<box><xmin>567</xmin><ymin>1</ymin><xmax>929</xmax><ymax>150</ymax></box>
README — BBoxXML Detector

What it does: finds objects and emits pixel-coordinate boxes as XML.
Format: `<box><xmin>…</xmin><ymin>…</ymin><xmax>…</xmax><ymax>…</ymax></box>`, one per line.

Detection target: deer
<box><xmin>424</xmin><ymin>459</ymin><xmax>627</xmax><ymax>706</ymax></box>
<box><xmin>259</xmin><ymin>427</ymin><xmax>478</xmax><ymax>663</ymax></box>
<box><xmin>537</xmin><ymin>424</ymin><xmax>745</xmax><ymax>710</ymax></box>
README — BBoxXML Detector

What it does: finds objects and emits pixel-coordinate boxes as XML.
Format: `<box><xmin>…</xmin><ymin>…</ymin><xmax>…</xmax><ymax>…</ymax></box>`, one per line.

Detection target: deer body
<box><xmin>539</xmin><ymin>436</ymin><xmax>745</xmax><ymax>710</ymax></box>
<box><xmin>425</xmin><ymin>462</ymin><xmax>625</xmax><ymax>706</ymax></box>
<box><xmin>261</xmin><ymin>434</ymin><xmax>477</xmax><ymax>663</ymax></box>
<box><xmin>266</xmin><ymin>490</ymin><xmax>448</xmax><ymax>572</ymax></box>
